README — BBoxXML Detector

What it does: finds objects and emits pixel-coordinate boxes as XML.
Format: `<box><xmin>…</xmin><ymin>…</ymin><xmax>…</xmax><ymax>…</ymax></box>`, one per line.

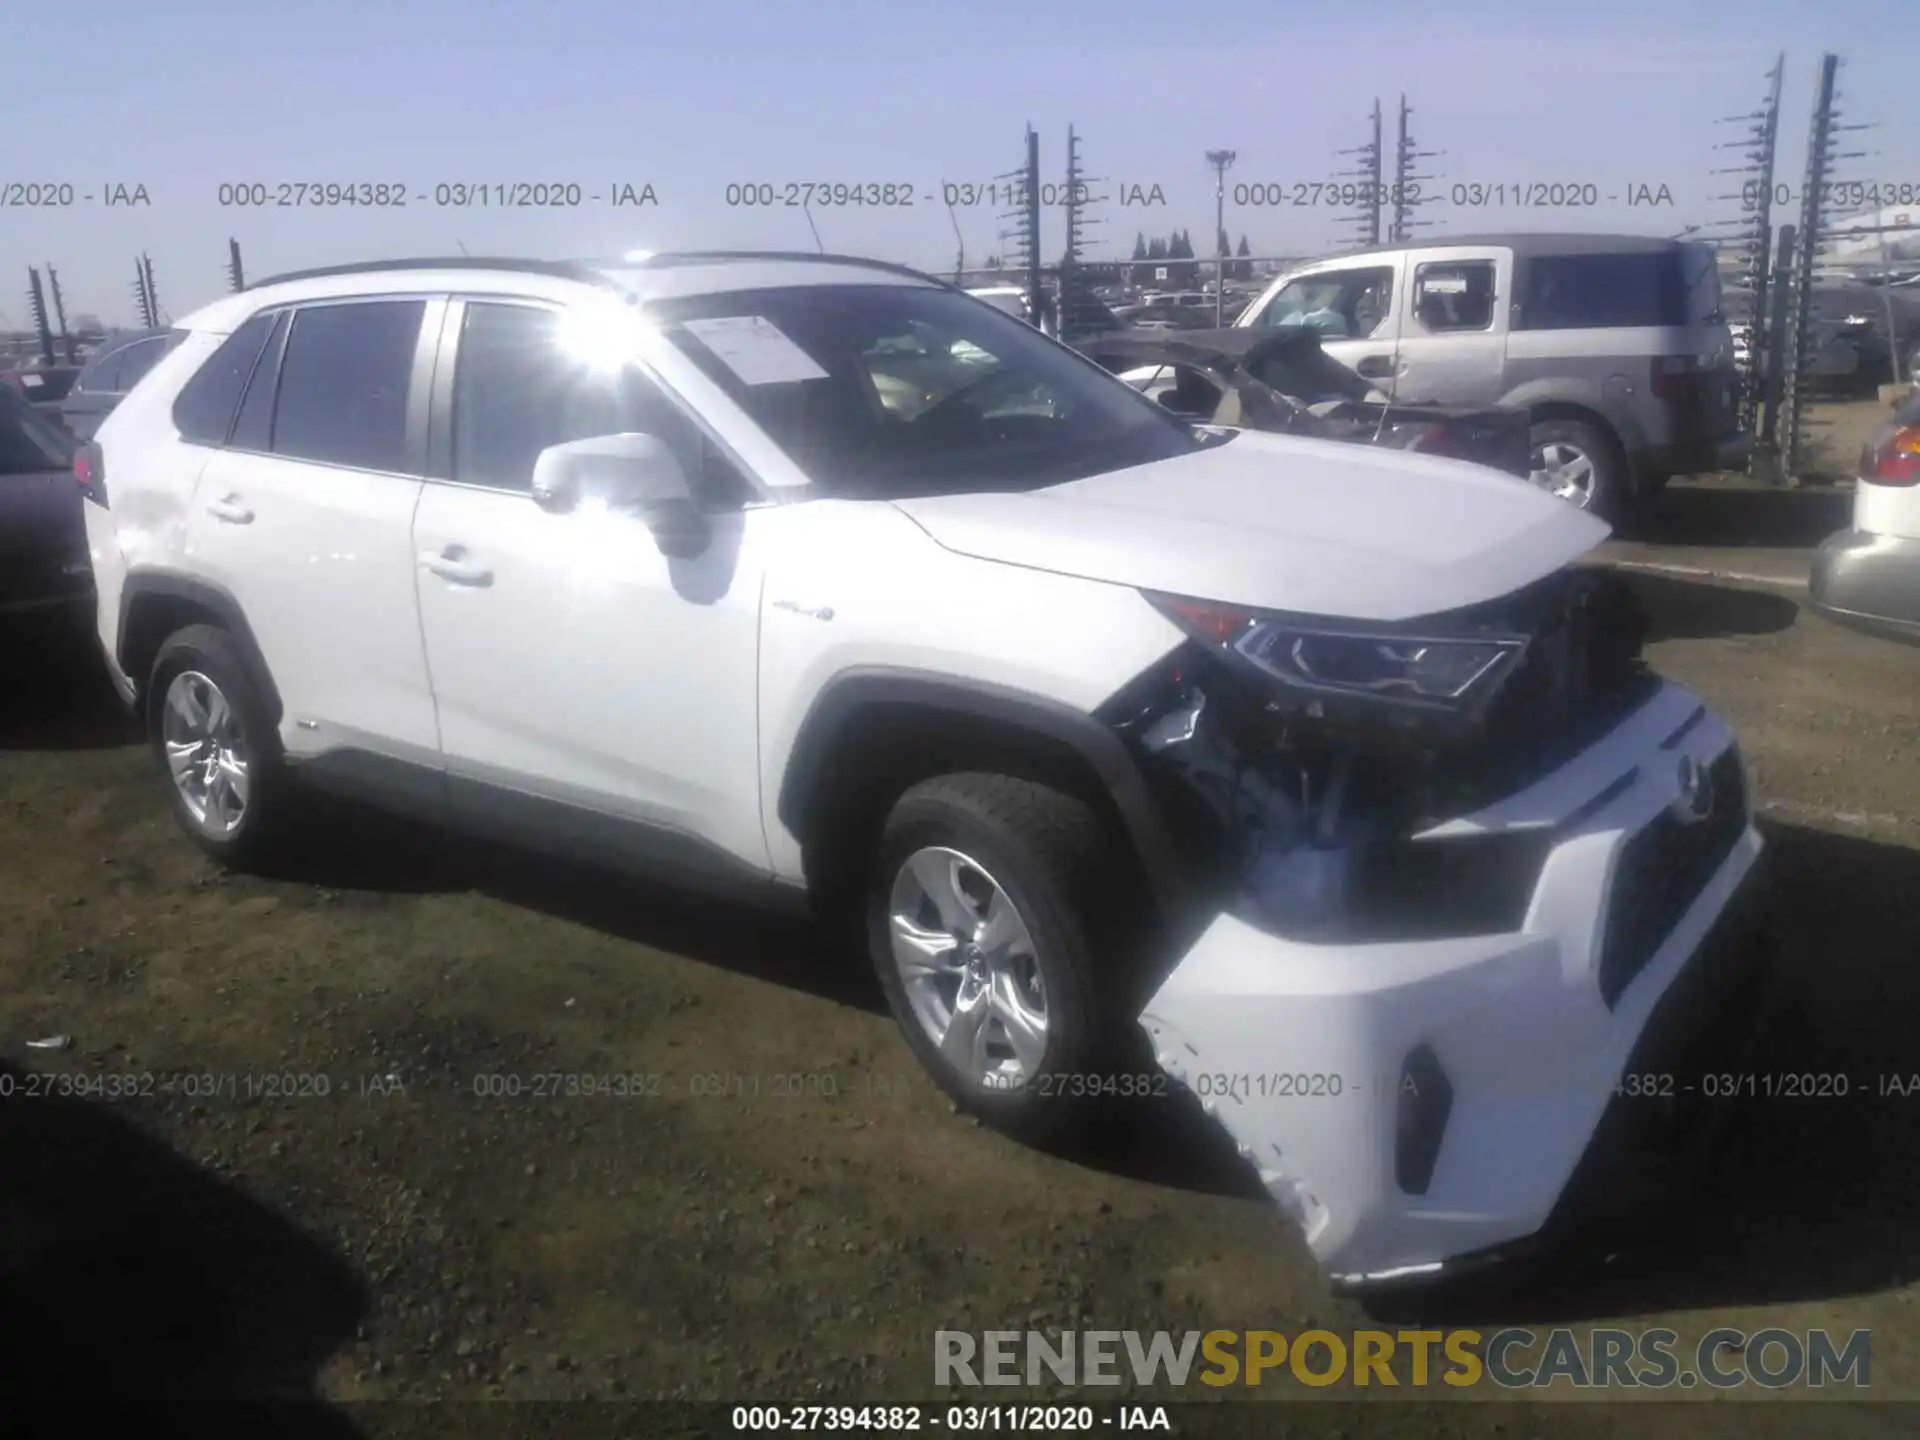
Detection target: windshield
<box><xmin>650</xmin><ymin>284</ymin><xmax>1201</xmax><ymax>499</ymax></box>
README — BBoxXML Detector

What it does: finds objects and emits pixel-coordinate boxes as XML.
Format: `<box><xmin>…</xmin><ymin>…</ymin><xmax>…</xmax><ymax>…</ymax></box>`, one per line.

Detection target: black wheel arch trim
<box><xmin>776</xmin><ymin>666</ymin><xmax>1194</xmax><ymax>918</ymax></box>
<box><xmin>117</xmin><ymin>570</ymin><xmax>284</xmax><ymax>725</ymax></box>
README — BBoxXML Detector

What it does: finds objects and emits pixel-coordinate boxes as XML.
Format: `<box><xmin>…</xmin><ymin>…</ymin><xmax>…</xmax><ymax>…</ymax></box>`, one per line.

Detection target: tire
<box><xmin>866</xmin><ymin>772</ymin><xmax>1138</xmax><ymax>1143</ymax></box>
<box><xmin>146</xmin><ymin>623</ymin><xmax>292</xmax><ymax>868</ymax></box>
<box><xmin>1529</xmin><ymin>418</ymin><xmax>1628</xmax><ymax>524</ymax></box>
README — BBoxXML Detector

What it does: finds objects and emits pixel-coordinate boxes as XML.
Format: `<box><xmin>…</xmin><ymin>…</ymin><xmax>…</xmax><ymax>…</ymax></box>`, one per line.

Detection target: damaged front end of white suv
<box><xmin>1099</xmin><ymin>567</ymin><xmax>1771</xmax><ymax>1290</ymax></box>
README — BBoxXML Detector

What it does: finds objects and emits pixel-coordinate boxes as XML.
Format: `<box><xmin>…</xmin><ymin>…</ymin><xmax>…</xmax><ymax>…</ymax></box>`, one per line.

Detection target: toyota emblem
<box><xmin>1672</xmin><ymin>755</ymin><xmax>1714</xmax><ymax>824</ymax></box>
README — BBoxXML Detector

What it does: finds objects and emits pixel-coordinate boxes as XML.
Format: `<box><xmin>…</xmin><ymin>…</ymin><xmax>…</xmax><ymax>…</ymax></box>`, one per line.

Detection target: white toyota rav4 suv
<box><xmin>79</xmin><ymin>252</ymin><xmax>1771</xmax><ymax>1292</ymax></box>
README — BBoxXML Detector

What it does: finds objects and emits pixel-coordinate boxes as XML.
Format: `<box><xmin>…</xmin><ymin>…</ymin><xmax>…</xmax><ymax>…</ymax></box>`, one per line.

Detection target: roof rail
<box><xmin>591</xmin><ymin>250</ymin><xmax>958</xmax><ymax>290</ymax></box>
<box><xmin>246</xmin><ymin>256</ymin><xmax>613</xmax><ymax>291</ymax></box>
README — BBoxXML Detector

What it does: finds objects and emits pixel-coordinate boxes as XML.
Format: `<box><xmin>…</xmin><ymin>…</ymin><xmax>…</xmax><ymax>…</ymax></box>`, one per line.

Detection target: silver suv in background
<box><xmin>1235</xmin><ymin>233</ymin><xmax>1747</xmax><ymax>523</ymax></box>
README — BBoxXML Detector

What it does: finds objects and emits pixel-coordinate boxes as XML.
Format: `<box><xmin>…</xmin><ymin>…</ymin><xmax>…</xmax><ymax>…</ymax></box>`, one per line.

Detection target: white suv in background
<box><xmin>79</xmin><ymin>252</ymin><xmax>1770</xmax><ymax>1292</ymax></box>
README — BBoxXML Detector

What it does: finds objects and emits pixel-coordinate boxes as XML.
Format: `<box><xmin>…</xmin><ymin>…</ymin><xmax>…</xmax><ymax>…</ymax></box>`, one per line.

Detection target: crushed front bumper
<box><xmin>1137</xmin><ymin>680</ymin><xmax>1765</xmax><ymax>1283</ymax></box>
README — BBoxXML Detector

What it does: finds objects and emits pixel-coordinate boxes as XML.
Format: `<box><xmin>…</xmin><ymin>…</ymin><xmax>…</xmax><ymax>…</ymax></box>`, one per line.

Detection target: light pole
<box><xmin>1206</xmin><ymin>149</ymin><xmax>1236</xmax><ymax>325</ymax></box>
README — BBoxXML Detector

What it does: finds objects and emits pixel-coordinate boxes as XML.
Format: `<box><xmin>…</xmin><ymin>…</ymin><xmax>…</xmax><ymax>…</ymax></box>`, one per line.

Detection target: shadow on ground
<box><xmin>276</xmin><ymin>800</ymin><xmax>890</xmax><ymax>1018</ymax></box>
<box><xmin>1642</xmin><ymin>483</ymin><xmax>1852</xmax><ymax>550</ymax></box>
<box><xmin>1367</xmin><ymin>819</ymin><xmax>1920</xmax><ymax>1325</ymax></box>
<box><xmin>0</xmin><ymin>616</ymin><xmax>141</xmax><ymax>751</ymax></box>
<box><xmin>0</xmin><ymin>1060</ymin><xmax>367</xmax><ymax>1437</ymax></box>
<box><xmin>1624</xmin><ymin>571</ymin><xmax>1801</xmax><ymax>643</ymax></box>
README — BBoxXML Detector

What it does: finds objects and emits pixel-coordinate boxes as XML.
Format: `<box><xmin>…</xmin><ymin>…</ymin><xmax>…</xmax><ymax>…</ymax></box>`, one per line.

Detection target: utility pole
<box><xmin>45</xmin><ymin>265</ymin><xmax>76</xmax><ymax>363</ymax></box>
<box><xmin>1205</xmin><ymin>149</ymin><xmax>1237</xmax><ymax>325</ymax></box>
<box><xmin>946</xmin><ymin>200</ymin><xmax>965</xmax><ymax>283</ymax></box>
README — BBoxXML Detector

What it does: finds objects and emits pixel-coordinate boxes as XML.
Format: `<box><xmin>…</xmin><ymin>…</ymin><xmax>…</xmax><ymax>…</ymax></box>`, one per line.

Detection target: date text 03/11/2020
<box><xmin>717</xmin><ymin>182</ymin><xmax>1172</xmax><ymax>208</ymax></box>
<box><xmin>988</xmin><ymin>1070</ymin><xmax>1920</xmax><ymax>1103</ymax></box>
<box><xmin>728</xmin><ymin>1404</ymin><xmax>1172</xmax><ymax>1432</ymax></box>
<box><xmin>212</xmin><ymin>182</ymin><xmax>659</xmax><ymax>208</ymax></box>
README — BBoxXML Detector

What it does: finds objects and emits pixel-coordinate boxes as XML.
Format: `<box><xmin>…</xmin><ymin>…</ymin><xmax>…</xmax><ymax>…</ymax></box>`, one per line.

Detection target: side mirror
<box><xmin>529</xmin><ymin>432</ymin><xmax>709</xmax><ymax>558</ymax></box>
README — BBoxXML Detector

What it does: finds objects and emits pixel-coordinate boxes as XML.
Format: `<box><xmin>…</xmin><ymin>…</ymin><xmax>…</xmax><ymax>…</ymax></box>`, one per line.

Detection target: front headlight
<box><xmin>1145</xmin><ymin>592</ymin><xmax>1527</xmax><ymax>713</ymax></box>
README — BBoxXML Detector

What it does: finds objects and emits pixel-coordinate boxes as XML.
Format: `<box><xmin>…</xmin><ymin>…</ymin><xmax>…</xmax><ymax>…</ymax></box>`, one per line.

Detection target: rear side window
<box><xmin>173</xmin><ymin>312</ymin><xmax>278</xmax><ymax>444</ymax></box>
<box><xmin>228</xmin><ymin>312</ymin><xmax>291</xmax><ymax>452</ymax></box>
<box><xmin>1516</xmin><ymin>252</ymin><xmax>1687</xmax><ymax>330</ymax></box>
<box><xmin>269</xmin><ymin>301</ymin><xmax>424</xmax><ymax>472</ymax></box>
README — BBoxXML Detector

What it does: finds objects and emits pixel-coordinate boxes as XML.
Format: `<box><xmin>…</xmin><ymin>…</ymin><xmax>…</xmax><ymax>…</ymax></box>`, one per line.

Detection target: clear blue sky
<box><xmin>0</xmin><ymin>0</ymin><xmax>1906</xmax><ymax>325</ymax></box>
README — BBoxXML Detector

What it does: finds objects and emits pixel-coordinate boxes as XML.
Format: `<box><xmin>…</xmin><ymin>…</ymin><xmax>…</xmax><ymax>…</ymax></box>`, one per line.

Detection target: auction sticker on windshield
<box><xmin>680</xmin><ymin>315</ymin><xmax>828</xmax><ymax>385</ymax></box>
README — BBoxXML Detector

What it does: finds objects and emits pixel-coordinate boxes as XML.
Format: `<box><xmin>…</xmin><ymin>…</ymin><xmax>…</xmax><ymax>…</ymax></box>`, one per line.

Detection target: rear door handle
<box><xmin>420</xmin><ymin>548</ymin><xmax>494</xmax><ymax>587</ymax></box>
<box><xmin>1354</xmin><ymin>356</ymin><xmax>1396</xmax><ymax>378</ymax></box>
<box><xmin>204</xmin><ymin>495</ymin><xmax>254</xmax><ymax>524</ymax></box>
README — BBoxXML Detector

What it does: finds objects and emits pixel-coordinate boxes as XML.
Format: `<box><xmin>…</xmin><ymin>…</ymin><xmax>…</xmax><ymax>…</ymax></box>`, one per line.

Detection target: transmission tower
<box><xmin>1061</xmin><ymin>128</ymin><xmax>1111</xmax><ymax>337</ymax></box>
<box><xmin>996</xmin><ymin>127</ymin><xmax>1043</xmax><ymax>323</ymax></box>
<box><xmin>45</xmin><ymin>265</ymin><xmax>76</xmax><ymax>362</ymax></box>
<box><xmin>1707</xmin><ymin>55</ymin><xmax>1786</xmax><ymax>441</ymax></box>
<box><xmin>132</xmin><ymin>253</ymin><xmax>160</xmax><ymax>328</ymax></box>
<box><xmin>1334</xmin><ymin>100</ymin><xmax>1384</xmax><ymax>249</ymax></box>
<box><xmin>228</xmin><ymin>238</ymin><xmax>246</xmax><ymax>293</ymax></box>
<box><xmin>1779</xmin><ymin>54</ymin><xmax>1866</xmax><ymax>479</ymax></box>
<box><xmin>25</xmin><ymin>267</ymin><xmax>55</xmax><ymax>365</ymax></box>
<box><xmin>1389</xmin><ymin>95</ymin><xmax>1442</xmax><ymax>243</ymax></box>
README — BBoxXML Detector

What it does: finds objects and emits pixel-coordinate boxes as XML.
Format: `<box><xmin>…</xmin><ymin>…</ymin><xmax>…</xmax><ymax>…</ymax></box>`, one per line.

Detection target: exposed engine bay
<box><xmin>1099</xmin><ymin>565</ymin><xmax>1654</xmax><ymax>952</ymax></box>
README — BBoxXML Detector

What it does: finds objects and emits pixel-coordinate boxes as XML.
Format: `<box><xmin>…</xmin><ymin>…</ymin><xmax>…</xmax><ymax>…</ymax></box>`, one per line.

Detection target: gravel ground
<box><xmin>3</xmin><ymin>405</ymin><xmax>1918</xmax><ymax>1438</ymax></box>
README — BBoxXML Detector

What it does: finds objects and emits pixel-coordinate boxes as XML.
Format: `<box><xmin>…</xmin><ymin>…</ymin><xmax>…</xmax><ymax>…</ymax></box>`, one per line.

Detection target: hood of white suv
<box><xmin>890</xmin><ymin>430</ymin><xmax>1609</xmax><ymax>622</ymax></box>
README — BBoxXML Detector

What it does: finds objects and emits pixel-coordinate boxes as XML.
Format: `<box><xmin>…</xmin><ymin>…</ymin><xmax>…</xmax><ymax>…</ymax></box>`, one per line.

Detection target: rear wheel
<box><xmin>147</xmin><ymin>624</ymin><xmax>293</xmax><ymax>868</ymax></box>
<box><xmin>866</xmin><ymin>773</ymin><xmax>1138</xmax><ymax>1143</ymax></box>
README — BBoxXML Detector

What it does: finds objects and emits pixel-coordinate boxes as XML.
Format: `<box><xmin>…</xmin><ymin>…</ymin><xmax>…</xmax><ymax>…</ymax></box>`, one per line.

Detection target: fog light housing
<box><xmin>1395</xmin><ymin>1043</ymin><xmax>1453</xmax><ymax>1195</ymax></box>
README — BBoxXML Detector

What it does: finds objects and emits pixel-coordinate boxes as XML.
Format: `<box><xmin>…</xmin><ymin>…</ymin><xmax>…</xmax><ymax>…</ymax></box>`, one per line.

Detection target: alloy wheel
<box><xmin>1530</xmin><ymin>441</ymin><xmax>1598</xmax><ymax>508</ymax></box>
<box><xmin>161</xmin><ymin>670</ymin><xmax>251</xmax><ymax>839</ymax></box>
<box><xmin>886</xmin><ymin>846</ymin><xmax>1049</xmax><ymax>1087</ymax></box>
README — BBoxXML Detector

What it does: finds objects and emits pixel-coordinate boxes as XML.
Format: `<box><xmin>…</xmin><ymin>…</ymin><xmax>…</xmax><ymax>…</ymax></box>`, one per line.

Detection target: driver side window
<box><xmin>1256</xmin><ymin>267</ymin><xmax>1395</xmax><ymax>339</ymax></box>
<box><xmin>452</xmin><ymin>301</ymin><xmax>750</xmax><ymax>504</ymax></box>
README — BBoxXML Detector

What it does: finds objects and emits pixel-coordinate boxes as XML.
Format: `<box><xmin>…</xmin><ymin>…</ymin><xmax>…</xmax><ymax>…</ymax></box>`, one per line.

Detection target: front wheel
<box><xmin>866</xmin><ymin>773</ymin><xmax>1138</xmax><ymax>1143</ymax></box>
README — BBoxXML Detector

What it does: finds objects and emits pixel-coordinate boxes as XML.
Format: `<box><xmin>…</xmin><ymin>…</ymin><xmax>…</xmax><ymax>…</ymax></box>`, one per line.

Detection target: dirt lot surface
<box><xmin>3</xmin><ymin>401</ymin><xmax>1918</xmax><ymax>1439</ymax></box>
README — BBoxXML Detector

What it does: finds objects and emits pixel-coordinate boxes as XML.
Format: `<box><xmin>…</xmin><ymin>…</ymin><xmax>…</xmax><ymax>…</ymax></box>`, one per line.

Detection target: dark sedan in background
<box><xmin>1</xmin><ymin>365</ymin><xmax>82</xmax><ymax>414</ymax></box>
<box><xmin>58</xmin><ymin>327</ymin><xmax>178</xmax><ymax>439</ymax></box>
<box><xmin>0</xmin><ymin>386</ymin><xmax>90</xmax><ymax>620</ymax></box>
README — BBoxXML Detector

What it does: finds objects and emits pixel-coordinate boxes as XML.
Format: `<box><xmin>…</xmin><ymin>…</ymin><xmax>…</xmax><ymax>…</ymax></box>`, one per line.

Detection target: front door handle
<box><xmin>204</xmin><ymin>495</ymin><xmax>254</xmax><ymax>524</ymax></box>
<box><xmin>420</xmin><ymin>548</ymin><xmax>494</xmax><ymax>587</ymax></box>
<box><xmin>1354</xmin><ymin>355</ymin><xmax>1398</xmax><ymax>378</ymax></box>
